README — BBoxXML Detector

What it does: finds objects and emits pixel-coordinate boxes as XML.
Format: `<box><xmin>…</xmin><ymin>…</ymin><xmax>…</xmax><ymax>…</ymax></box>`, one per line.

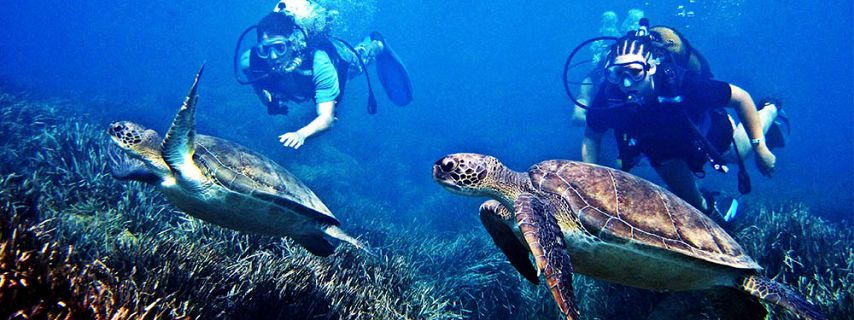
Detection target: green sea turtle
<box><xmin>433</xmin><ymin>153</ymin><xmax>825</xmax><ymax>320</ymax></box>
<box><xmin>107</xmin><ymin>65</ymin><xmax>367</xmax><ymax>257</ymax></box>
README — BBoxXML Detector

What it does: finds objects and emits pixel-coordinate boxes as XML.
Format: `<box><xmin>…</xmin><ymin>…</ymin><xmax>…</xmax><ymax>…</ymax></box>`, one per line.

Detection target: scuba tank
<box><xmin>648</xmin><ymin>25</ymin><xmax>713</xmax><ymax>78</ymax></box>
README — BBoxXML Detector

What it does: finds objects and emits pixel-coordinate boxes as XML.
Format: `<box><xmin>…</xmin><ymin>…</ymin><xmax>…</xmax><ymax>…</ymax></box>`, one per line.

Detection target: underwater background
<box><xmin>1</xmin><ymin>0</ymin><xmax>852</xmax><ymax>319</ymax></box>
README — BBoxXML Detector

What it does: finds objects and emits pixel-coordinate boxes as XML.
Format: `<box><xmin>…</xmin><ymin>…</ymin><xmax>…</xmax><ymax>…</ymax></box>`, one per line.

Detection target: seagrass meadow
<box><xmin>0</xmin><ymin>84</ymin><xmax>851</xmax><ymax>320</ymax></box>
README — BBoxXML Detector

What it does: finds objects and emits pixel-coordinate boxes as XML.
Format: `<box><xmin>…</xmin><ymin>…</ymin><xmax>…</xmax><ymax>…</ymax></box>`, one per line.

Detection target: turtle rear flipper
<box><xmin>479</xmin><ymin>200</ymin><xmax>538</xmax><ymax>284</ymax></box>
<box><xmin>324</xmin><ymin>225</ymin><xmax>374</xmax><ymax>257</ymax></box>
<box><xmin>740</xmin><ymin>274</ymin><xmax>826</xmax><ymax>320</ymax></box>
<box><xmin>293</xmin><ymin>226</ymin><xmax>373</xmax><ymax>257</ymax></box>
<box><xmin>292</xmin><ymin>235</ymin><xmax>336</xmax><ymax>257</ymax></box>
<box><xmin>514</xmin><ymin>193</ymin><xmax>579</xmax><ymax>320</ymax></box>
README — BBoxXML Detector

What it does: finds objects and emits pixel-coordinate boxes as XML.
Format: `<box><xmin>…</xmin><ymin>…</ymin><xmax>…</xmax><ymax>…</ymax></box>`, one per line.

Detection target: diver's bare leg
<box><xmin>727</xmin><ymin>104</ymin><xmax>778</xmax><ymax>162</ymax></box>
<box><xmin>654</xmin><ymin>159</ymin><xmax>707</xmax><ymax>212</ymax></box>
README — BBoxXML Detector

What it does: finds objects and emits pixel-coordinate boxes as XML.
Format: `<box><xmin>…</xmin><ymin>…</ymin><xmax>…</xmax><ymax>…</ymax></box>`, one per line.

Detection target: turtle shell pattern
<box><xmin>529</xmin><ymin>160</ymin><xmax>760</xmax><ymax>270</ymax></box>
<box><xmin>191</xmin><ymin>135</ymin><xmax>336</xmax><ymax>224</ymax></box>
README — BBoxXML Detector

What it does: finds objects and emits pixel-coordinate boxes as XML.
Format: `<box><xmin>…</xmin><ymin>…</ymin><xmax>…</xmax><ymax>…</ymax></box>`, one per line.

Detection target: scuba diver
<box><xmin>235</xmin><ymin>2</ymin><xmax>412</xmax><ymax>150</ymax></box>
<box><xmin>567</xmin><ymin>18</ymin><xmax>790</xmax><ymax>221</ymax></box>
<box><xmin>572</xmin><ymin>9</ymin><xmax>646</xmax><ymax>127</ymax></box>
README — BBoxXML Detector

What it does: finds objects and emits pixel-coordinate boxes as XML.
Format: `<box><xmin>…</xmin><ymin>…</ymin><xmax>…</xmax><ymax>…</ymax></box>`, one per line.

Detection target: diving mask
<box><xmin>604</xmin><ymin>61</ymin><xmax>649</xmax><ymax>85</ymax></box>
<box><xmin>256</xmin><ymin>31</ymin><xmax>307</xmax><ymax>74</ymax></box>
<box><xmin>256</xmin><ymin>28</ymin><xmax>307</xmax><ymax>58</ymax></box>
<box><xmin>257</xmin><ymin>37</ymin><xmax>301</xmax><ymax>59</ymax></box>
<box><xmin>256</xmin><ymin>40</ymin><xmax>289</xmax><ymax>59</ymax></box>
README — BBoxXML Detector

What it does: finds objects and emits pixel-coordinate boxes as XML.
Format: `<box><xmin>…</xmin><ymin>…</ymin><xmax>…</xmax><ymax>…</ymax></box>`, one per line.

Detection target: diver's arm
<box><xmin>279</xmin><ymin>101</ymin><xmax>336</xmax><ymax>149</ymax></box>
<box><xmin>581</xmin><ymin>126</ymin><xmax>604</xmax><ymax>164</ymax></box>
<box><xmin>571</xmin><ymin>76</ymin><xmax>593</xmax><ymax>127</ymax></box>
<box><xmin>728</xmin><ymin>84</ymin><xmax>775</xmax><ymax>176</ymax></box>
<box><xmin>301</xmin><ymin>101</ymin><xmax>337</xmax><ymax>136</ymax></box>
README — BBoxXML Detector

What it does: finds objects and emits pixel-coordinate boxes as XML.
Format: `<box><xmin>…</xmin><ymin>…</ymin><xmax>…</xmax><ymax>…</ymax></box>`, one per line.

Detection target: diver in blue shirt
<box><xmin>237</xmin><ymin>8</ymin><xmax>412</xmax><ymax>150</ymax></box>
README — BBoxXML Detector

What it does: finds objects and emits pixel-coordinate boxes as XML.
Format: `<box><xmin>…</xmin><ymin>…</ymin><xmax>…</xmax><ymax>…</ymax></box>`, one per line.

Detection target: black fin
<box><xmin>766</xmin><ymin>109</ymin><xmax>790</xmax><ymax>149</ymax></box>
<box><xmin>292</xmin><ymin>235</ymin><xmax>336</xmax><ymax>257</ymax></box>
<box><xmin>372</xmin><ymin>32</ymin><xmax>413</xmax><ymax>106</ymax></box>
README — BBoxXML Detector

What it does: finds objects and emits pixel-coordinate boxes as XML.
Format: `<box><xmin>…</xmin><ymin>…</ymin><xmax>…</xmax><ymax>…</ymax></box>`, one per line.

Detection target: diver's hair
<box><xmin>256</xmin><ymin>12</ymin><xmax>297</xmax><ymax>40</ymax></box>
<box><xmin>610</xmin><ymin>36</ymin><xmax>653</xmax><ymax>62</ymax></box>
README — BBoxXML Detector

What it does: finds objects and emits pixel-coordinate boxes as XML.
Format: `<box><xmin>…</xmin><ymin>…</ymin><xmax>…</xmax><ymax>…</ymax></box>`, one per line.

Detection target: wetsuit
<box><xmin>245</xmin><ymin>38</ymin><xmax>379</xmax><ymax>112</ymax></box>
<box><xmin>248</xmin><ymin>48</ymin><xmax>342</xmax><ymax>108</ymax></box>
<box><xmin>586</xmin><ymin>69</ymin><xmax>734</xmax><ymax>172</ymax></box>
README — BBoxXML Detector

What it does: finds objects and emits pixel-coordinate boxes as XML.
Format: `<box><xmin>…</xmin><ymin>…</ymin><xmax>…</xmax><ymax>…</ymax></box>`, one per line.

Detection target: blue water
<box><xmin>1</xmin><ymin>0</ymin><xmax>851</xmax><ymax>229</ymax></box>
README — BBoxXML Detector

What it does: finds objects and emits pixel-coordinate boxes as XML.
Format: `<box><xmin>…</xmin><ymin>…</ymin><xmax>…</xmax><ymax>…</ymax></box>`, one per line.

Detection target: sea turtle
<box><xmin>433</xmin><ymin>153</ymin><xmax>825</xmax><ymax>320</ymax></box>
<box><xmin>107</xmin><ymin>65</ymin><xmax>367</xmax><ymax>257</ymax></box>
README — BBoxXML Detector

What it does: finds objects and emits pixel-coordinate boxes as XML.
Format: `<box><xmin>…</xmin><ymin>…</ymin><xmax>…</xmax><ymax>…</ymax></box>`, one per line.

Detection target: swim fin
<box><xmin>701</xmin><ymin>190</ymin><xmax>741</xmax><ymax>222</ymax></box>
<box><xmin>722</xmin><ymin>197</ymin><xmax>740</xmax><ymax>222</ymax></box>
<box><xmin>759</xmin><ymin>97</ymin><xmax>789</xmax><ymax>149</ymax></box>
<box><xmin>766</xmin><ymin>109</ymin><xmax>790</xmax><ymax>149</ymax></box>
<box><xmin>372</xmin><ymin>32</ymin><xmax>413</xmax><ymax>106</ymax></box>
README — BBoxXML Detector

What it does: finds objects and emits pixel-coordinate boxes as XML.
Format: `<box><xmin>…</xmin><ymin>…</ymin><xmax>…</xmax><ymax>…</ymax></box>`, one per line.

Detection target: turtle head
<box><xmin>108</xmin><ymin>121</ymin><xmax>169</xmax><ymax>177</ymax></box>
<box><xmin>433</xmin><ymin>153</ymin><xmax>518</xmax><ymax>199</ymax></box>
<box><xmin>108</xmin><ymin>121</ymin><xmax>162</xmax><ymax>157</ymax></box>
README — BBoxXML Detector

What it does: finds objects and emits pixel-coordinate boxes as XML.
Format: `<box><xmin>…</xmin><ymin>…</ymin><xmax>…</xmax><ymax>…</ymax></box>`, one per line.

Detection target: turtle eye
<box><xmin>110</xmin><ymin>123</ymin><xmax>123</xmax><ymax>135</ymax></box>
<box><xmin>440</xmin><ymin>159</ymin><xmax>457</xmax><ymax>173</ymax></box>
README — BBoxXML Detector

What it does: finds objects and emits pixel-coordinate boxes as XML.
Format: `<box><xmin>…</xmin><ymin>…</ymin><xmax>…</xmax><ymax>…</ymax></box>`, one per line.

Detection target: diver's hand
<box><xmin>279</xmin><ymin>132</ymin><xmax>306</xmax><ymax>149</ymax></box>
<box><xmin>754</xmin><ymin>144</ymin><xmax>776</xmax><ymax>177</ymax></box>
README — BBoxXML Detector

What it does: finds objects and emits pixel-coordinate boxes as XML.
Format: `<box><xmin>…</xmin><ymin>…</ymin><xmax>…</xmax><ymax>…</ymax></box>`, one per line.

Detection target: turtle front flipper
<box><xmin>479</xmin><ymin>200</ymin><xmax>538</xmax><ymax>284</ymax></box>
<box><xmin>514</xmin><ymin>193</ymin><xmax>579</xmax><ymax>320</ymax></box>
<box><xmin>740</xmin><ymin>274</ymin><xmax>826</xmax><ymax>320</ymax></box>
<box><xmin>107</xmin><ymin>144</ymin><xmax>160</xmax><ymax>184</ymax></box>
<box><xmin>161</xmin><ymin>64</ymin><xmax>204</xmax><ymax>178</ymax></box>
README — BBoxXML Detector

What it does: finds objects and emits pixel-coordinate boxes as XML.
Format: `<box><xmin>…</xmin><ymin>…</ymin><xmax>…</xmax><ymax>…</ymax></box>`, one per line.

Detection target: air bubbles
<box><xmin>676</xmin><ymin>5</ymin><xmax>695</xmax><ymax>18</ymax></box>
<box><xmin>675</xmin><ymin>2</ymin><xmax>698</xmax><ymax>28</ymax></box>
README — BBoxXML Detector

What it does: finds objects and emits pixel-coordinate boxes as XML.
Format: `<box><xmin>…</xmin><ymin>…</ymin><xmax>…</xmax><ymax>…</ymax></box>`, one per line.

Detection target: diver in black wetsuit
<box><xmin>577</xmin><ymin>19</ymin><xmax>789</xmax><ymax>220</ymax></box>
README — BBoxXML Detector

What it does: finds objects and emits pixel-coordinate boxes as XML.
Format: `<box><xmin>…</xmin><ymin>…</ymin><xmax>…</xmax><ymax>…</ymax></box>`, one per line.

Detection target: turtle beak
<box><xmin>433</xmin><ymin>160</ymin><xmax>467</xmax><ymax>194</ymax></box>
<box><xmin>432</xmin><ymin>162</ymin><xmax>453</xmax><ymax>186</ymax></box>
<box><xmin>108</xmin><ymin>122</ymin><xmax>123</xmax><ymax>143</ymax></box>
<box><xmin>432</xmin><ymin>162</ymin><xmax>449</xmax><ymax>183</ymax></box>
